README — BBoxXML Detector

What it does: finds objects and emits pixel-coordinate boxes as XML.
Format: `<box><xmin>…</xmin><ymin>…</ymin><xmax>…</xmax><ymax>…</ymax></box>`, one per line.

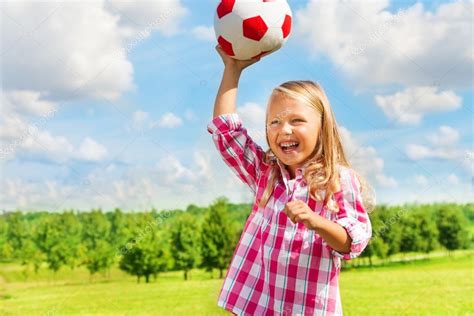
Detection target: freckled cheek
<box><xmin>267</xmin><ymin>133</ymin><xmax>277</xmax><ymax>149</ymax></box>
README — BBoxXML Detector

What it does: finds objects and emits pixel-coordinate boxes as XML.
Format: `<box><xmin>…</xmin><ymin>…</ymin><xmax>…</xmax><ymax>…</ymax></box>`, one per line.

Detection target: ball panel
<box><xmin>243</xmin><ymin>16</ymin><xmax>268</xmax><ymax>41</ymax></box>
<box><xmin>217</xmin><ymin>36</ymin><xmax>235</xmax><ymax>56</ymax></box>
<box><xmin>282</xmin><ymin>14</ymin><xmax>291</xmax><ymax>38</ymax></box>
<box><xmin>216</xmin><ymin>0</ymin><xmax>236</xmax><ymax>19</ymax></box>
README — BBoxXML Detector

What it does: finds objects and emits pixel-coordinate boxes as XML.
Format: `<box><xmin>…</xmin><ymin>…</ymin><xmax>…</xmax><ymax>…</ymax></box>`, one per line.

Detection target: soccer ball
<box><xmin>214</xmin><ymin>0</ymin><xmax>292</xmax><ymax>60</ymax></box>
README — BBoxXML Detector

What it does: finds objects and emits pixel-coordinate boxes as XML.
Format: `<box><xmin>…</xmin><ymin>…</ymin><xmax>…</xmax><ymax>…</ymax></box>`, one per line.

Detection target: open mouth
<box><xmin>279</xmin><ymin>141</ymin><xmax>299</xmax><ymax>153</ymax></box>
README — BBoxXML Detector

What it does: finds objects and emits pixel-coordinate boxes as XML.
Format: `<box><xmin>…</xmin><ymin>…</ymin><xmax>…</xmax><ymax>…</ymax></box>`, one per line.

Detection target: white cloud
<box><xmin>237</xmin><ymin>102</ymin><xmax>267</xmax><ymax>142</ymax></box>
<box><xmin>405</xmin><ymin>144</ymin><xmax>461</xmax><ymax>160</ymax></box>
<box><xmin>374</xmin><ymin>86</ymin><xmax>462</xmax><ymax>125</ymax></box>
<box><xmin>105</xmin><ymin>0</ymin><xmax>189</xmax><ymax>37</ymax></box>
<box><xmin>427</xmin><ymin>125</ymin><xmax>460</xmax><ymax>147</ymax></box>
<box><xmin>191</xmin><ymin>25</ymin><xmax>215</xmax><ymax>42</ymax></box>
<box><xmin>0</xmin><ymin>139</ymin><xmax>256</xmax><ymax>211</ymax></box>
<box><xmin>2</xmin><ymin>90</ymin><xmax>57</xmax><ymax>117</ymax></box>
<box><xmin>77</xmin><ymin>137</ymin><xmax>108</xmax><ymax>161</ymax></box>
<box><xmin>2</xmin><ymin>1</ymin><xmax>132</xmax><ymax>101</ymax></box>
<box><xmin>157</xmin><ymin>112</ymin><xmax>183</xmax><ymax>128</ymax></box>
<box><xmin>157</xmin><ymin>154</ymin><xmax>199</xmax><ymax>184</ymax></box>
<box><xmin>1</xmin><ymin>1</ymin><xmax>188</xmax><ymax>163</ymax></box>
<box><xmin>18</xmin><ymin>129</ymin><xmax>108</xmax><ymax>163</ymax></box>
<box><xmin>156</xmin><ymin>151</ymin><xmax>212</xmax><ymax>185</ymax></box>
<box><xmin>295</xmin><ymin>0</ymin><xmax>472</xmax><ymax>89</ymax></box>
<box><xmin>375</xmin><ymin>174</ymin><xmax>398</xmax><ymax>189</ymax></box>
<box><xmin>127</xmin><ymin>110</ymin><xmax>156</xmax><ymax>132</ymax></box>
<box><xmin>447</xmin><ymin>173</ymin><xmax>459</xmax><ymax>185</ymax></box>
<box><xmin>414</xmin><ymin>174</ymin><xmax>429</xmax><ymax>187</ymax></box>
<box><xmin>1</xmin><ymin>0</ymin><xmax>188</xmax><ymax>102</ymax></box>
<box><xmin>0</xmin><ymin>112</ymin><xmax>107</xmax><ymax>163</ymax></box>
<box><xmin>405</xmin><ymin>125</ymin><xmax>464</xmax><ymax>161</ymax></box>
<box><xmin>339</xmin><ymin>126</ymin><xmax>397</xmax><ymax>189</ymax></box>
<box><xmin>0</xmin><ymin>149</ymin><xmax>216</xmax><ymax>211</ymax></box>
<box><xmin>0</xmin><ymin>113</ymin><xmax>29</xmax><ymax>142</ymax></box>
<box><xmin>132</xmin><ymin>110</ymin><xmax>149</xmax><ymax>126</ymax></box>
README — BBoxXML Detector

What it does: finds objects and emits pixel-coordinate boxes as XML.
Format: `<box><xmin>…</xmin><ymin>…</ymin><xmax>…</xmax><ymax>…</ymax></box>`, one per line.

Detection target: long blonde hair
<box><xmin>258</xmin><ymin>80</ymin><xmax>375</xmax><ymax>213</ymax></box>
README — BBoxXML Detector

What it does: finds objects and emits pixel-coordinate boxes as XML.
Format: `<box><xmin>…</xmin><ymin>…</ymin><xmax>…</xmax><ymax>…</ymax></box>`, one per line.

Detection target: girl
<box><xmin>207</xmin><ymin>45</ymin><xmax>374</xmax><ymax>316</ymax></box>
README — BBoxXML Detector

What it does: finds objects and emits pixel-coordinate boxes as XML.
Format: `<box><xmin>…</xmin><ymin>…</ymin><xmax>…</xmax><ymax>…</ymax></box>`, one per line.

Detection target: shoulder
<box><xmin>207</xmin><ymin>113</ymin><xmax>242</xmax><ymax>134</ymax></box>
<box><xmin>336</xmin><ymin>165</ymin><xmax>362</xmax><ymax>192</ymax></box>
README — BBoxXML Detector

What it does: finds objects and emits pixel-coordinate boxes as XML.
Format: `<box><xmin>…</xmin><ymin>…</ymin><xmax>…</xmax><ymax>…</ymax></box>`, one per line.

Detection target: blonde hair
<box><xmin>258</xmin><ymin>80</ymin><xmax>375</xmax><ymax>213</ymax></box>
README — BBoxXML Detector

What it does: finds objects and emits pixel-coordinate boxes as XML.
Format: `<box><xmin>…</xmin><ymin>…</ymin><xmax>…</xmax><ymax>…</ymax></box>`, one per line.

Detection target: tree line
<box><xmin>0</xmin><ymin>199</ymin><xmax>472</xmax><ymax>283</ymax></box>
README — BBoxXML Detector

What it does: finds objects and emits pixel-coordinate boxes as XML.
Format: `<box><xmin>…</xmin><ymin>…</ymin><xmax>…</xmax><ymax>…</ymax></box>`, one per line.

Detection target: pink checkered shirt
<box><xmin>207</xmin><ymin>113</ymin><xmax>372</xmax><ymax>316</ymax></box>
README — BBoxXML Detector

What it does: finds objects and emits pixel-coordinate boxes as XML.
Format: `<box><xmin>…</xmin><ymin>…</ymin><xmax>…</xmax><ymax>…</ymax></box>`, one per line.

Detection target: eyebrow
<box><xmin>269</xmin><ymin>114</ymin><xmax>306</xmax><ymax>120</ymax></box>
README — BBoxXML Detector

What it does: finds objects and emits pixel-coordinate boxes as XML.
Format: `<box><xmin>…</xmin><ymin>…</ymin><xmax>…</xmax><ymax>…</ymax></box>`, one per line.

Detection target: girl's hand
<box><xmin>215</xmin><ymin>45</ymin><xmax>263</xmax><ymax>72</ymax></box>
<box><xmin>284</xmin><ymin>200</ymin><xmax>319</xmax><ymax>230</ymax></box>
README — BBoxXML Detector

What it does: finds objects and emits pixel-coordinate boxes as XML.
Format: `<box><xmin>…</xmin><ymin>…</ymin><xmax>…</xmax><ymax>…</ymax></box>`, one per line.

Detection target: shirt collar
<box><xmin>276</xmin><ymin>158</ymin><xmax>312</xmax><ymax>185</ymax></box>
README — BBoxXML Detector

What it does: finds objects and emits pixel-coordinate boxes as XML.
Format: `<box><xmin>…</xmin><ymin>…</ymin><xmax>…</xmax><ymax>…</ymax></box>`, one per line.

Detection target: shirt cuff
<box><xmin>331</xmin><ymin>217</ymin><xmax>364</xmax><ymax>260</ymax></box>
<box><xmin>327</xmin><ymin>190</ymin><xmax>369</xmax><ymax>260</ymax></box>
<box><xmin>207</xmin><ymin>113</ymin><xmax>242</xmax><ymax>134</ymax></box>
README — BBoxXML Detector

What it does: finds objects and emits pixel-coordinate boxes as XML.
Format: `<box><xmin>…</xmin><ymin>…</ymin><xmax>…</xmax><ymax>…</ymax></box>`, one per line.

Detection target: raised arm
<box><xmin>208</xmin><ymin>46</ymin><xmax>267</xmax><ymax>193</ymax></box>
<box><xmin>213</xmin><ymin>45</ymin><xmax>261</xmax><ymax>118</ymax></box>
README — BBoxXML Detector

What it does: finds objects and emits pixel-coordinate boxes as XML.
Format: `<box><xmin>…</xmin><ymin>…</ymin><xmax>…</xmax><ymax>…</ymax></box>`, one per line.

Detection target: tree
<box><xmin>34</xmin><ymin>214</ymin><xmax>69</xmax><ymax>274</ymax></box>
<box><xmin>436</xmin><ymin>207</ymin><xmax>469</xmax><ymax>252</ymax></box>
<box><xmin>5</xmin><ymin>212</ymin><xmax>30</xmax><ymax>260</ymax></box>
<box><xmin>399</xmin><ymin>213</ymin><xmax>423</xmax><ymax>254</ymax></box>
<box><xmin>58</xmin><ymin>211</ymin><xmax>82</xmax><ymax>270</ymax></box>
<box><xmin>84</xmin><ymin>240</ymin><xmax>115</xmax><ymax>278</ymax></box>
<box><xmin>0</xmin><ymin>215</ymin><xmax>13</xmax><ymax>261</ymax></box>
<box><xmin>416</xmin><ymin>210</ymin><xmax>439</xmax><ymax>254</ymax></box>
<box><xmin>378</xmin><ymin>206</ymin><xmax>403</xmax><ymax>258</ymax></box>
<box><xmin>79</xmin><ymin>210</ymin><xmax>114</xmax><ymax>277</ymax></box>
<box><xmin>19</xmin><ymin>238</ymin><xmax>44</xmax><ymax>280</ymax></box>
<box><xmin>119</xmin><ymin>214</ymin><xmax>171</xmax><ymax>283</ymax></box>
<box><xmin>107</xmin><ymin>208</ymin><xmax>131</xmax><ymax>265</ymax></box>
<box><xmin>200</xmin><ymin>198</ymin><xmax>235</xmax><ymax>278</ymax></box>
<box><xmin>170</xmin><ymin>213</ymin><xmax>201</xmax><ymax>280</ymax></box>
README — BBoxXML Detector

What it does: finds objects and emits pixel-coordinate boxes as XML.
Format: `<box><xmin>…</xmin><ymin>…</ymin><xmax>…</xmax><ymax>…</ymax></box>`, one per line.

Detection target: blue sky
<box><xmin>1</xmin><ymin>0</ymin><xmax>472</xmax><ymax>211</ymax></box>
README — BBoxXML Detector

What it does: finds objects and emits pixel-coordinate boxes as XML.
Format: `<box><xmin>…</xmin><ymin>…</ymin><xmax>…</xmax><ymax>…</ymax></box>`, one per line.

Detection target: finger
<box><xmin>295</xmin><ymin>213</ymin><xmax>310</xmax><ymax>223</ymax></box>
<box><xmin>285</xmin><ymin>203</ymin><xmax>304</xmax><ymax>216</ymax></box>
<box><xmin>289</xmin><ymin>215</ymin><xmax>297</xmax><ymax>224</ymax></box>
<box><xmin>286</xmin><ymin>200</ymin><xmax>298</xmax><ymax>207</ymax></box>
<box><xmin>294</xmin><ymin>199</ymin><xmax>305</xmax><ymax>206</ymax></box>
<box><xmin>290</xmin><ymin>203</ymin><xmax>305</xmax><ymax>212</ymax></box>
<box><xmin>285</xmin><ymin>205</ymin><xmax>297</xmax><ymax>217</ymax></box>
<box><xmin>291</xmin><ymin>209</ymin><xmax>307</xmax><ymax>220</ymax></box>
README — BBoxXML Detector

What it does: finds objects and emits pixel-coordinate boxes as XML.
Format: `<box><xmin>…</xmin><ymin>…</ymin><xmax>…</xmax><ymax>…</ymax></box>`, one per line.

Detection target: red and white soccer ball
<box><xmin>214</xmin><ymin>0</ymin><xmax>292</xmax><ymax>60</ymax></box>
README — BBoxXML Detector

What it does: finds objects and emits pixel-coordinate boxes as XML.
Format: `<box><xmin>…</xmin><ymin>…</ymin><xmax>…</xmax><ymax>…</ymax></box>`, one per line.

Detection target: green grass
<box><xmin>1</xmin><ymin>252</ymin><xmax>473</xmax><ymax>315</ymax></box>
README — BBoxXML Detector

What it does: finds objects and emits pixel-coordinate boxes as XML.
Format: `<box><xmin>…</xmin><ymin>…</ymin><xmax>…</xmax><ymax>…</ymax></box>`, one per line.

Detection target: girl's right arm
<box><xmin>213</xmin><ymin>45</ymin><xmax>261</xmax><ymax>118</ymax></box>
<box><xmin>208</xmin><ymin>46</ymin><xmax>266</xmax><ymax>193</ymax></box>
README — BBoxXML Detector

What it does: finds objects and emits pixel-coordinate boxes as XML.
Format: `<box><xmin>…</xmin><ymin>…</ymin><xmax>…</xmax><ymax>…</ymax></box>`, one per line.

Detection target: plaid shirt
<box><xmin>207</xmin><ymin>113</ymin><xmax>372</xmax><ymax>316</ymax></box>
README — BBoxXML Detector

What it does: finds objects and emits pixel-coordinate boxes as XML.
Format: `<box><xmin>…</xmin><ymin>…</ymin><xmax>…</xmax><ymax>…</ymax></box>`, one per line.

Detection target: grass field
<box><xmin>1</xmin><ymin>251</ymin><xmax>472</xmax><ymax>315</ymax></box>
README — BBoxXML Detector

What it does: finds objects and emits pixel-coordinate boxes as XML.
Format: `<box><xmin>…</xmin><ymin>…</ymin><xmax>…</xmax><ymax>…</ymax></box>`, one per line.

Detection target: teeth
<box><xmin>280</xmin><ymin>141</ymin><xmax>298</xmax><ymax>148</ymax></box>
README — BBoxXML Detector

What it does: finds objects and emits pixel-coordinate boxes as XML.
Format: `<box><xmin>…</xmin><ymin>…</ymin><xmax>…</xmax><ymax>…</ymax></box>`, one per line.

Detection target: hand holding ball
<box><xmin>214</xmin><ymin>0</ymin><xmax>293</xmax><ymax>60</ymax></box>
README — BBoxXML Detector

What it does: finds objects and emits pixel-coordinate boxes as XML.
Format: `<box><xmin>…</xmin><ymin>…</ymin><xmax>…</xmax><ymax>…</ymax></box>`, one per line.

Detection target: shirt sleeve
<box><xmin>324</xmin><ymin>167</ymin><xmax>372</xmax><ymax>260</ymax></box>
<box><xmin>207</xmin><ymin>113</ymin><xmax>266</xmax><ymax>193</ymax></box>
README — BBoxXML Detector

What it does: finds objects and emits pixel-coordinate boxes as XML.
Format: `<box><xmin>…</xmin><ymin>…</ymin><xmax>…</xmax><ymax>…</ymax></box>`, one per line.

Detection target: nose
<box><xmin>281</xmin><ymin>121</ymin><xmax>292</xmax><ymax>135</ymax></box>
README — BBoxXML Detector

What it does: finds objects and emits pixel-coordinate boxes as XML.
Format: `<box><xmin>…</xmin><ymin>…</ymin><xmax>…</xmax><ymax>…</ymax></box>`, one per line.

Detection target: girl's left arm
<box><xmin>316</xmin><ymin>168</ymin><xmax>372</xmax><ymax>260</ymax></box>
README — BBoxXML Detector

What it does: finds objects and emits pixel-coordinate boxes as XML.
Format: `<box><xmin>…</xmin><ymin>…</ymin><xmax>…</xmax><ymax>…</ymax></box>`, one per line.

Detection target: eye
<box><xmin>292</xmin><ymin>118</ymin><xmax>304</xmax><ymax>123</ymax></box>
<box><xmin>269</xmin><ymin>119</ymin><xmax>279</xmax><ymax>125</ymax></box>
